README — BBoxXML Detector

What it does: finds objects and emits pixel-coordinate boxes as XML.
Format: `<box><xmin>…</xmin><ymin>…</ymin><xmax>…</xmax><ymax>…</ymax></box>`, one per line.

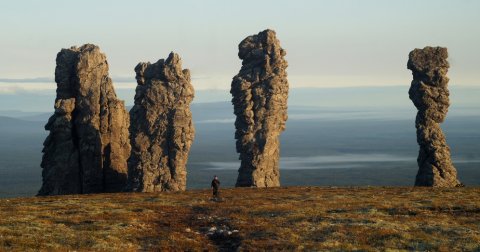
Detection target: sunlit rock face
<box><xmin>127</xmin><ymin>52</ymin><xmax>195</xmax><ymax>192</ymax></box>
<box><xmin>231</xmin><ymin>29</ymin><xmax>289</xmax><ymax>187</ymax></box>
<box><xmin>408</xmin><ymin>46</ymin><xmax>462</xmax><ymax>187</ymax></box>
<box><xmin>39</xmin><ymin>44</ymin><xmax>131</xmax><ymax>195</ymax></box>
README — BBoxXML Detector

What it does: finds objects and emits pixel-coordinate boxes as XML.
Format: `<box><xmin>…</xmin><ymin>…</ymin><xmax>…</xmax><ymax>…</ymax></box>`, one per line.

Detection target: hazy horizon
<box><xmin>0</xmin><ymin>85</ymin><xmax>479</xmax><ymax>113</ymax></box>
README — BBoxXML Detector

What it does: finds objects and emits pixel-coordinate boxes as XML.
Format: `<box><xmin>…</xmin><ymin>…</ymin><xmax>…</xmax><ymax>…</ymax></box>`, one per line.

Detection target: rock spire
<box><xmin>231</xmin><ymin>29</ymin><xmax>289</xmax><ymax>187</ymax></box>
<box><xmin>127</xmin><ymin>52</ymin><xmax>195</xmax><ymax>192</ymax></box>
<box><xmin>39</xmin><ymin>44</ymin><xmax>131</xmax><ymax>195</ymax></box>
<box><xmin>408</xmin><ymin>46</ymin><xmax>462</xmax><ymax>187</ymax></box>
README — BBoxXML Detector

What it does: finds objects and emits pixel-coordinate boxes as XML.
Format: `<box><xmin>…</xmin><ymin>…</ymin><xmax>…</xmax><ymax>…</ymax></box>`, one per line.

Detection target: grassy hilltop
<box><xmin>0</xmin><ymin>187</ymin><xmax>479</xmax><ymax>251</ymax></box>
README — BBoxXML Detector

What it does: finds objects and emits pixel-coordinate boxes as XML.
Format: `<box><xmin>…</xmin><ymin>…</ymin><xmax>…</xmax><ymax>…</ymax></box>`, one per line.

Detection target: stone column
<box><xmin>39</xmin><ymin>44</ymin><xmax>131</xmax><ymax>195</ymax></box>
<box><xmin>127</xmin><ymin>52</ymin><xmax>195</xmax><ymax>192</ymax></box>
<box><xmin>231</xmin><ymin>29</ymin><xmax>289</xmax><ymax>187</ymax></box>
<box><xmin>408</xmin><ymin>46</ymin><xmax>462</xmax><ymax>187</ymax></box>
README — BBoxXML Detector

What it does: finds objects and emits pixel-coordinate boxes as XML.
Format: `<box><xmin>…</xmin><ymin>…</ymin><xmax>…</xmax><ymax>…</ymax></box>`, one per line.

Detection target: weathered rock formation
<box><xmin>38</xmin><ymin>44</ymin><xmax>131</xmax><ymax>195</ymax></box>
<box><xmin>231</xmin><ymin>29</ymin><xmax>289</xmax><ymax>187</ymax></box>
<box><xmin>408</xmin><ymin>46</ymin><xmax>462</xmax><ymax>187</ymax></box>
<box><xmin>127</xmin><ymin>52</ymin><xmax>194</xmax><ymax>192</ymax></box>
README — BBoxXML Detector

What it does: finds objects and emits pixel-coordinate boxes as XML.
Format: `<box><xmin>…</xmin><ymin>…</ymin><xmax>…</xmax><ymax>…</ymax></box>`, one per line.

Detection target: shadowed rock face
<box><xmin>127</xmin><ymin>52</ymin><xmax>194</xmax><ymax>192</ymax></box>
<box><xmin>231</xmin><ymin>29</ymin><xmax>289</xmax><ymax>187</ymax></box>
<box><xmin>408</xmin><ymin>46</ymin><xmax>462</xmax><ymax>187</ymax></box>
<box><xmin>38</xmin><ymin>44</ymin><xmax>131</xmax><ymax>196</ymax></box>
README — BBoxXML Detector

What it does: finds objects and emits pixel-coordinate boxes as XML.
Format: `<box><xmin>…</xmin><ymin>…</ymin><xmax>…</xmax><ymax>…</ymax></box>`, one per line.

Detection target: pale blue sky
<box><xmin>1</xmin><ymin>0</ymin><xmax>479</xmax><ymax>90</ymax></box>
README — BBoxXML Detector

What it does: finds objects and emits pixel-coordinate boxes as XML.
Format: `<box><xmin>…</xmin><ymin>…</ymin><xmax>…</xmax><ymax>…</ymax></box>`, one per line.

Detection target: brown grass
<box><xmin>1</xmin><ymin>187</ymin><xmax>479</xmax><ymax>251</ymax></box>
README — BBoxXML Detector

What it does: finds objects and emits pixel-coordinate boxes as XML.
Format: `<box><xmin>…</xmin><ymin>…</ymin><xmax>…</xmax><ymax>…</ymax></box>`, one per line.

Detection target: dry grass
<box><xmin>1</xmin><ymin>187</ymin><xmax>479</xmax><ymax>251</ymax></box>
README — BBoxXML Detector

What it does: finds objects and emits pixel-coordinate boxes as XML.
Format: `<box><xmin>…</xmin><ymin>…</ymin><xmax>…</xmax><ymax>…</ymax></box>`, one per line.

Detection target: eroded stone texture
<box><xmin>127</xmin><ymin>52</ymin><xmax>194</xmax><ymax>192</ymax></box>
<box><xmin>231</xmin><ymin>29</ymin><xmax>289</xmax><ymax>187</ymax></box>
<box><xmin>408</xmin><ymin>46</ymin><xmax>462</xmax><ymax>187</ymax></box>
<box><xmin>38</xmin><ymin>44</ymin><xmax>131</xmax><ymax>195</ymax></box>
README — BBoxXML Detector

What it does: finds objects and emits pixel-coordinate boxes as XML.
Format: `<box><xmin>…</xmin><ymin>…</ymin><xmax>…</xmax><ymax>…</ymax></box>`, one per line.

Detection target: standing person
<box><xmin>211</xmin><ymin>175</ymin><xmax>220</xmax><ymax>200</ymax></box>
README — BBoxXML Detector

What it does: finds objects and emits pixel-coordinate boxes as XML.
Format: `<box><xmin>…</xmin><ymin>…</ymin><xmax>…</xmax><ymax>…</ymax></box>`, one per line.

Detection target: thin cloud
<box><xmin>111</xmin><ymin>76</ymin><xmax>136</xmax><ymax>83</ymax></box>
<box><xmin>0</xmin><ymin>77</ymin><xmax>53</xmax><ymax>83</ymax></box>
<box><xmin>0</xmin><ymin>76</ymin><xmax>137</xmax><ymax>83</ymax></box>
<box><xmin>0</xmin><ymin>84</ymin><xmax>55</xmax><ymax>94</ymax></box>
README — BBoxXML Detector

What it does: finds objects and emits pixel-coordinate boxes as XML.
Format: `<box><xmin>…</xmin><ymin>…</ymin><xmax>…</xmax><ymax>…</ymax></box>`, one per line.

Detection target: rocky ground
<box><xmin>0</xmin><ymin>187</ymin><xmax>479</xmax><ymax>251</ymax></box>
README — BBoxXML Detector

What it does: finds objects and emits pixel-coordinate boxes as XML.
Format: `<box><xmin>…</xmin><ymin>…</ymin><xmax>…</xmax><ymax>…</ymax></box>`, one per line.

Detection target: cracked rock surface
<box><xmin>231</xmin><ymin>29</ymin><xmax>289</xmax><ymax>187</ymax></box>
<box><xmin>127</xmin><ymin>52</ymin><xmax>194</xmax><ymax>192</ymax></box>
<box><xmin>38</xmin><ymin>44</ymin><xmax>131</xmax><ymax>195</ymax></box>
<box><xmin>408</xmin><ymin>46</ymin><xmax>462</xmax><ymax>187</ymax></box>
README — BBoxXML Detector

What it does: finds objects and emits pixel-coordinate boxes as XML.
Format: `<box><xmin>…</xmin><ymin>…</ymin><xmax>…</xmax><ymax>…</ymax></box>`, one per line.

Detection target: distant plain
<box><xmin>0</xmin><ymin>86</ymin><xmax>479</xmax><ymax>198</ymax></box>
